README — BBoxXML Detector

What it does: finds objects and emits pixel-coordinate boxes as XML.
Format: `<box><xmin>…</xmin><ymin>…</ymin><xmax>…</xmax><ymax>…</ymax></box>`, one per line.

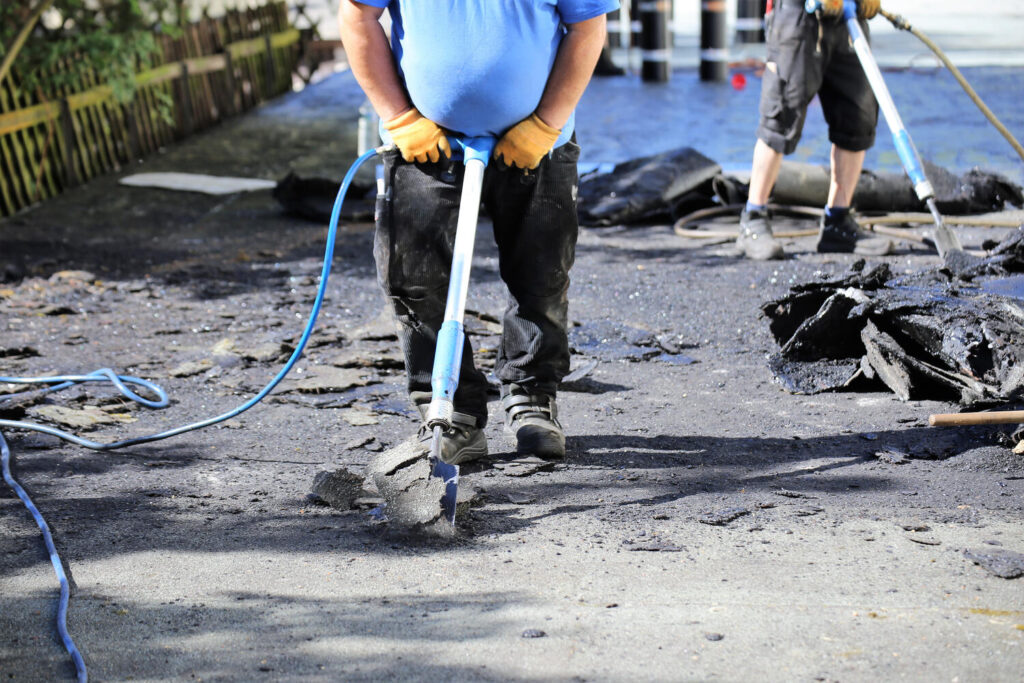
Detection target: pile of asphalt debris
<box><xmin>762</xmin><ymin>229</ymin><xmax>1024</xmax><ymax>405</ymax></box>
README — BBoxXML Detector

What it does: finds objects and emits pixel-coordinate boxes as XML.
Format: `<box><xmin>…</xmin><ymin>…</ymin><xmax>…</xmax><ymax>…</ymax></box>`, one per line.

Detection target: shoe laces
<box><xmin>418</xmin><ymin>412</ymin><xmax>478</xmax><ymax>441</ymax></box>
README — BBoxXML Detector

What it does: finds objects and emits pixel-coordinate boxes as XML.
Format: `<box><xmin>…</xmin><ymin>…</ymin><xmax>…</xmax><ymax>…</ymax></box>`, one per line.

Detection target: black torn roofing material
<box><xmin>714</xmin><ymin>161</ymin><xmax>1024</xmax><ymax>215</ymax></box>
<box><xmin>762</xmin><ymin>229</ymin><xmax>1024</xmax><ymax>405</ymax></box>
<box><xmin>577</xmin><ymin>147</ymin><xmax>721</xmax><ymax>226</ymax></box>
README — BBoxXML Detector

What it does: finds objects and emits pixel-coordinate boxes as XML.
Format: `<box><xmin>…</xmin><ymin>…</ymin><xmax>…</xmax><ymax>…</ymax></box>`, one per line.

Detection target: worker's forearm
<box><xmin>337</xmin><ymin>1</ymin><xmax>410</xmax><ymax>121</ymax></box>
<box><xmin>535</xmin><ymin>15</ymin><xmax>607</xmax><ymax>130</ymax></box>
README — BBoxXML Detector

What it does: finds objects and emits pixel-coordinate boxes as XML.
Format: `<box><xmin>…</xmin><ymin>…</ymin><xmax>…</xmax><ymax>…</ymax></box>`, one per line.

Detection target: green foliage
<box><xmin>0</xmin><ymin>0</ymin><xmax>187</xmax><ymax>102</ymax></box>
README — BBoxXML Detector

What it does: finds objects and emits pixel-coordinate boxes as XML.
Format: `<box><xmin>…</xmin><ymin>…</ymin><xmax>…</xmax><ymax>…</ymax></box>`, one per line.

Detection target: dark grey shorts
<box><xmin>756</xmin><ymin>1</ymin><xmax>879</xmax><ymax>154</ymax></box>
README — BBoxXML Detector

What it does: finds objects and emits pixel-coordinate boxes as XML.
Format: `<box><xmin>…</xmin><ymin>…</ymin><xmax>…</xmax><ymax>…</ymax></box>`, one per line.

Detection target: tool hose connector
<box><xmin>425</xmin><ymin>400</ymin><xmax>454</xmax><ymax>429</ymax></box>
<box><xmin>913</xmin><ymin>180</ymin><xmax>935</xmax><ymax>203</ymax></box>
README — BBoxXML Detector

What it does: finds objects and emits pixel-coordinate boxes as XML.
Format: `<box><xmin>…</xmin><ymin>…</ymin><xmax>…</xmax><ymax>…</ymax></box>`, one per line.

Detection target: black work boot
<box><xmin>501</xmin><ymin>384</ymin><xmax>565</xmax><ymax>459</ymax></box>
<box><xmin>416</xmin><ymin>410</ymin><xmax>488</xmax><ymax>465</ymax></box>
<box><xmin>816</xmin><ymin>210</ymin><xmax>893</xmax><ymax>256</ymax></box>
<box><xmin>737</xmin><ymin>209</ymin><xmax>784</xmax><ymax>260</ymax></box>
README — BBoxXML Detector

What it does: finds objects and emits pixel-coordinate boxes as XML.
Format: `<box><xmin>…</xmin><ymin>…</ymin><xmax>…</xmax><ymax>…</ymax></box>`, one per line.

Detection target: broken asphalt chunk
<box><xmin>491</xmin><ymin>456</ymin><xmax>557</xmax><ymax>477</ymax></box>
<box><xmin>628</xmin><ymin>541</ymin><xmax>682</xmax><ymax>552</ymax></box>
<box><xmin>327</xmin><ymin>346</ymin><xmax>403</xmax><ymax>370</ymax></box>
<box><xmin>569</xmin><ymin>321</ymin><xmax>663</xmax><ymax>362</ymax></box>
<box><xmin>238</xmin><ymin>341</ymin><xmax>288</xmax><ymax>363</ymax></box>
<box><xmin>340</xmin><ymin>407</ymin><xmax>379</xmax><ymax>426</ymax></box>
<box><xmin>963</xmin><ymin>548</ymin><xmax>1024</xmax><ymax>579</ymax></box>
<box><xmin>907</xmin><ymin>536</ymin><xmax>941</xmax><ymax>546</ymax></box>
<box><xmin>0</xmin><ymin>345</ymin><xmax>40</xmax><ymax>359</ymax></box>
<box><xmin>280</xmin><ymin>366</ymin><xmax>375</xmax><ymax>394</ymax></box>
<box><xmin>28</xmin><ymin>404</ymin><xmax>136</xmax><ymax>430</ymax></box>
<box><xmin>773</xmin><ymin>489</ymin><xmax>815</xmax><ymax>499</ymax></box>
<box><xmin>367</xmin><ymin>438</ymin><xmax>453</xmax><ymax>531</ymax></box>
<box><xmin>351</xmin><ymin>308</ymin><xmax>399</xmax><ymax>341</ymax></box>
<box><xmin>698</xmin><ymin>507</ymin><xmax>751</xmax><ymax>526</ymax></box>
<box><xmin>875</xmin><ymin>449</ymin><xmax>910</xmax><ymax>465</ymax></box>
<box><xmin>310</xmin><ymin>468</ymin><xmax>365</xmax><ymax>510</ymax></box>
<box><xmin>170</xmin><ymin>360</ymin><xmax>214</xmax><ymax>378</ymax></box>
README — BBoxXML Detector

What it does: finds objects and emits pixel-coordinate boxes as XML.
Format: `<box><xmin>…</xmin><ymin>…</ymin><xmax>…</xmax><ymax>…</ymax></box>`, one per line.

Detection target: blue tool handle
<box><xmin>431</xmin><ymin>320</ymin><xmax>465</xmax><ymax>404</ymax></box>
<box><xmin>425</xmin><ymin>135</ymin><xmax>496</xmax><ymax>427</ymax></box>
<box><xmin>451</xmin><ymin>136</ymin><xmax>496</xmax><ymax>166</ymax></box>
<box><xmin>806</xmin><ymin>0</ymin><xmax>935</xmax><ymax>201</ymax></box>
<box><xmin>892</xmin><ymin>129</ymin><xmax>929</xmax><ymax>190</ymax></box>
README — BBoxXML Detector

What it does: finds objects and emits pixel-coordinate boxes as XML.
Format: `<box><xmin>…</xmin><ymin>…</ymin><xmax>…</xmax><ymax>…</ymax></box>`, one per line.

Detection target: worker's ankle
<box><xmin>824</xmin><ymin>205</ymin><xmax>849</xmax><ymax>222</ymax></box>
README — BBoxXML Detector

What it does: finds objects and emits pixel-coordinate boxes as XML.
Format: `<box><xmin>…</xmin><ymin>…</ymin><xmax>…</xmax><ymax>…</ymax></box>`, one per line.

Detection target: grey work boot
<box><xmin>417</xmin><ymin>410</ymin><xmax>488</xmax><ymax>465</ymax></box>
<box><xmin>816</xmin><ymin>211</ymin><xmax>893</xmax><ymax>256</ymax></box>
<box><xmin>501</xmin><ymin>384</ymin><xmax>565</xmax><ymax>459</ymax></box>
<box><xmin>737</xmin><ymin>209</ymin><xmax>784</xmax><ymax>260</ymax></box>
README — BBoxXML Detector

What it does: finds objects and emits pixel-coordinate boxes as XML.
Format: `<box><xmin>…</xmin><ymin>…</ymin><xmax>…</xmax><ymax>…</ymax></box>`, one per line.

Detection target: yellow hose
<box><xmin>880</xmin><ymin>7</ymin><xmax>1024</xmax><ymax>164</ymax></box>
<box><xmin>672</xmin><ymin>204</ymin><xmax>1020</xmax><ymax>240</ymax></box>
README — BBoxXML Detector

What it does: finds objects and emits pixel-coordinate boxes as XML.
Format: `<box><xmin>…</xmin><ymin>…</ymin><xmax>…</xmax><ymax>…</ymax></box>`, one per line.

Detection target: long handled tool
<box><xmin>804</xmin><ymin>0</ymin><xmax>963</xmax><ymax>258</ymax></box>
<box><xmin>425</xmin><ymin>136</ymin><xmax>495</xmax><ymax>524</ymax></box>
<box><xmin>929</xmin><ymin>410</ymin><xmax>1024</xmax><ymax>427</ymax></box>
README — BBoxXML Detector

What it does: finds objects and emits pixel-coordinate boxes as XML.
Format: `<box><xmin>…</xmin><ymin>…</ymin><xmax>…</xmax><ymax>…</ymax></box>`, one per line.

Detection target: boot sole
<box><xmin>443</xmin><ymin>443</ymin><xmax>489</xmax><ymax>466</ymax></box>
<box><xmin>505</xmin><ymin>424</ymin><xmax>566</xmax><ymax>459</ymax></box>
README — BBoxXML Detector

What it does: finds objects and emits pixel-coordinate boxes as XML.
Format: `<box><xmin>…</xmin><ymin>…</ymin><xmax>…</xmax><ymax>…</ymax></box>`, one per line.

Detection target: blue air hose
<box><xmin>1</xmin><ymin>433</ymin><xmax>86</xmax><ymax>682</ymax></box>
<box><xmin>0</xmin><ymin>146</ymin><xmax>381</xmax><ymax>682</ymax></box>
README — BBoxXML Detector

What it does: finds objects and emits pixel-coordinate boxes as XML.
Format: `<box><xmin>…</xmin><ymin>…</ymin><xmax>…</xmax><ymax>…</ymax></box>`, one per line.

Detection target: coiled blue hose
<box><xmin>0</xmin><ymin>146</ymin><xmax>379</xmax><ymax>682</ymax></box>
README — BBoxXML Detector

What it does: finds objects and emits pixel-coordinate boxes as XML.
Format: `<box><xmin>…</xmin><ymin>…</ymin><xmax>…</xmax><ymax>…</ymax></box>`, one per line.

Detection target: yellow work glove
<box><xmin>821</xmin><ymin>0</ymin><xmax>878</xmax><ymax>19</ymax></box>
<box><xmin>493</xmin><ymin>113</ymin><xmax>562</xmax><ymax>171</ymax></box>
<box><xmin>821</xmin><ymin>0</ymin><xmax>844</xmax><ymax>16</ymax></box>
<box><xmin>383</xmin><ymin>107</ymin><xmax>451</xmax><ymax>163</ymax></box>
<box><xmin>858</xmin><ymin>0</ymin><xmax>880</xmax><ymax>19</ymax></box>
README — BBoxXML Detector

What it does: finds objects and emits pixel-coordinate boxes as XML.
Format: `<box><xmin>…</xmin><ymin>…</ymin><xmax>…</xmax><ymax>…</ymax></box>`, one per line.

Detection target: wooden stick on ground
<box><xmin>929</xmin><ymin>410</ymin><xmax>1024</xmax><ymax>426</ymax></box>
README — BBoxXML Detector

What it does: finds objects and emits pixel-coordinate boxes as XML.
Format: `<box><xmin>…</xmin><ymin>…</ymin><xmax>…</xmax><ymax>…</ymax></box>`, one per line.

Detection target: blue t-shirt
<box><xmin>356</xmin><ymin>0</ymin><xmax>618</xmax><ymax>148</ymax></box>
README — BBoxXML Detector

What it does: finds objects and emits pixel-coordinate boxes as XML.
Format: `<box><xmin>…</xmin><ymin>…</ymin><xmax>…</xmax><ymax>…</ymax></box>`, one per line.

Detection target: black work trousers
<box><xmin>374</xmin><ymin>140</ymin><xmax>581</xmax><ymax>426</ymax></box>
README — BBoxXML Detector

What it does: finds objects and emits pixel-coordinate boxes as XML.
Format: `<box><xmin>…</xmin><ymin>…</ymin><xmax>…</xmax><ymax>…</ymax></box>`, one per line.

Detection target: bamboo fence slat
<box><xmin>0</xmin><ymin>0</ymin><xmax>301</xmax><ymax>217</ymax></box>
<box><xmin>1</xmin><ymin>75</ymin><xmax>35</xmax><ymax>207</ymax></box>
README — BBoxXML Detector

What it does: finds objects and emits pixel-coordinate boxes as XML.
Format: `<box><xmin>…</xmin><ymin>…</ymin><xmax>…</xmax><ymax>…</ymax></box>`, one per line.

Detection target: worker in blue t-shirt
<box><xmin>339</xmin><ymin>0</ymin><xmax>617</xmax><ymax>464</ymax></box>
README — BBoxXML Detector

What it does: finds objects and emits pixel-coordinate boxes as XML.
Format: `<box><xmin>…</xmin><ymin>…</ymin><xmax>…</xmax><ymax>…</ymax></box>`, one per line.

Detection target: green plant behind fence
<box><xmin>0</xmin><ymin>0</ymin><xmax>301</xmax><ymax>218</ymax></box>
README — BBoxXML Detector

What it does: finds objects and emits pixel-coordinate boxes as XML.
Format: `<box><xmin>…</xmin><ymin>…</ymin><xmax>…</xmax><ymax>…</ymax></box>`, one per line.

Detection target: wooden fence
<box><xmin>0</xmin><ymin>1</ymin><xmax>304</xmax><ymax>218</ymax></box>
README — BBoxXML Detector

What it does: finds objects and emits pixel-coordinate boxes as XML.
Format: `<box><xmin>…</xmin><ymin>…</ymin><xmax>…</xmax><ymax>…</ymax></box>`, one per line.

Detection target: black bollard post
<box><xmin>735</xmin><ymin>0</ymin><xmax>766</xmax><ymax>45</ymax></box>
<box><xmin>608</xmin><ymin>8</ymin><xmax>623</xmax><ymax>48</ymax></box>
<box><xmin>700</xmin><ymin>0</ymin><xmax>728</xmax><ymax>82</ymax></box>
<box><xmin>639</xmin><ymin>0</ymin><xmax>670</xmax><ymax>82</ymax></box>
<box><xmin>630</xmin><ymin>0</ymin><xmax>642</xmax><ymax>55</ymax></box>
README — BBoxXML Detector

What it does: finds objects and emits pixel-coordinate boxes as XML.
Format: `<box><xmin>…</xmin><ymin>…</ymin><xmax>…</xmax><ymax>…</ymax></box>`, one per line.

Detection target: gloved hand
<box><xmin>858</xmin><ymin>0</ymin><xmax>880</xmax><ymax>19</ymax></box>
<box><xmin>820</xmin><ymin>0</ymin><xmax>879</xmax><ymax>19</ymax></box>
<box><xmin>493</xmin><ymin>113</ymin><xmax>561</xmax><ymax>170</ymax></box>
<box><xmin>383</xmin><ymin>107</ymin><xmax>451</xmax><ymax>163</ymax></box>
<box><xmin>820</xmin><ymin>0</ymin><xmax>844</xmax><ymax>16</ymax></box>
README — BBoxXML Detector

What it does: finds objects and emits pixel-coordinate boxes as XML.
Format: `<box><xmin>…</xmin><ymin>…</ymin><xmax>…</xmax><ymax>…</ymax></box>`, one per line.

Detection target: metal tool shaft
<box><xmin>425</xmin><ymin>136</ymin><xmax>495</xmax><ymax>524</ymax></box>
<box><xmin>807</xmin><ymin>0</ymin><xmax>964</xmax><ymax>257</ymax></box>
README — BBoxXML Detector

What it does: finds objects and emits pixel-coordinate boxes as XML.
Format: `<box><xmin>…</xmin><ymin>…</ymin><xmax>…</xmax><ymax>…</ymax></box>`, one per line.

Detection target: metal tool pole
<box><xmin>833</xmin><ymin>0</ymin><xmax>963</xmax><ymax>256</ymax></box>
<box><xmin>425</xmin><ymin>137</ymin><xmax>494</xmax><ymax>524</ymax></box>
